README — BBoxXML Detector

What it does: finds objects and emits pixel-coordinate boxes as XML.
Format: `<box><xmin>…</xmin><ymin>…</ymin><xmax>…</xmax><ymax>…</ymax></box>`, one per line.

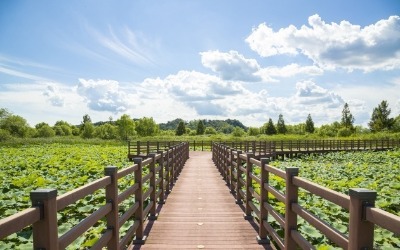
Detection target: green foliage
<box><xmin>305</xmin><ymin>114</ymin><xmax>315</xmax><ymax>133</ymax></box>
<box><xmin>0</xmin><ymin>143</ymin><xmax>130</xmax><ymax>248</ymax></box>
<box><xmin>204</xmin><ymin>127</ymin><xmax>217</xmax><ymax>135</ymax></box>
<box><xmin>369</xmin><ymin>100</ymin><xmax>395</xmax><ymax>132</ymax></box>
<box><xmin>317</xmin><ymin>122</ymin><xmax>340</xmax><ymax>137</ymax></box>
<box><xmin>263</xmin><ymin>118</ymin><xmax>277</xmax><ymax>135</ymax></box>
<box><xmin>247</xmin><ymin>127</ymin><xmax>260</xmax><ymax>136</ymax></box>
<box><xmin>277</xmin><ymin>114</ymin><xmax>287</xmax><ymax>134</ymax></box>
<box><xmin>36</xmin><ymin>124</ymin><xmax>55</xmax><ymax>138</ymax></box>
<box><xmin>0</xmin><ymin>115</ymin><xmax>30</xmax><ymax>138</ymax></box>
<box><xmin>95</xmin><ymin>123</ymin><xmax>118</xmax><ymax>139</ymax></box>
<box><xmin>116</xmin><ymin>114</ymin><xmax>135</xmax><ymax>140</ymax></box>
<box><xmin>175</xmin><ymin>121</ymin><xmax>186</xmax><ymax>136</ymax></box>
<box><xmin>267</xmin><ymin>150</ymin><xmax>400</xmax><ymax>248</ymax></box>
<box><xmin>196</xmin><ymin>120</ymin><xmax>205</xmax><ymax>135</ymax></box>
<box><xmin>341</xmin><ymin>103</ymin><xmax>355</xmax><ymax>129</ymax></box>
<box><xmin>231</xmin><ymin>127</ymin><xmax>245</xmax><ymax>137</ymax></box>
<box><xmin>81</xmin><ymin>122</ymin><xmax>95</xmax><ymax>139</ymax></box>
<box><xmin>135</xmin><ymin>117</ymin><xmax>159</xmax><ymax>137</ymax></box>
<box><xmin>0</xmin><ymin>129</ymin><xmax>11</xmax><ymax>141</ymax></box>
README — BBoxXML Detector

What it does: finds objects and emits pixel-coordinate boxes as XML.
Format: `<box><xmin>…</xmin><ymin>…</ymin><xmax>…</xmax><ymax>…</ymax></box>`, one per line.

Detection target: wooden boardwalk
<box><xmin>131</xmin><ymin>151</ymin><xmax>271</xmax><ymax>249</ymax></box>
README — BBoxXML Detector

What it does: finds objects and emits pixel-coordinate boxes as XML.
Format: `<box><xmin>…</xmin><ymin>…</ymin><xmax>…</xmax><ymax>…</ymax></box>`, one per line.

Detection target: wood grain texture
<box><xmin>130</xmin><ymin>151</ymin><xmax>271</xmax><ymax>249</ymax></box>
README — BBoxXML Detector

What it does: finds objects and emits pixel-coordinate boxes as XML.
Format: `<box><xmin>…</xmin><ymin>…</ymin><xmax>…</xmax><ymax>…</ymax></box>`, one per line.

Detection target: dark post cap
<box><xmin>349</xmin><ymin>188</ymin><xmax>377</xmax><ymax>200</ymax></box>
<box><xmin>104</xmin><ymin>166</ymin><xmax>118</xmax><ymax>176</ymax></box>
<box><xmin>30</xmin><ymin>189</ymin><xmax>57</xmax><ymax>200</ymax></box>
<box><xmin>285</xmin><ymin>167</ymin><xmax>299</xmax><ymax>176</ymax></box>
<box><xmin>133</xmin><ymin>158</ymin><xmax>143</xmax><ymax>164</ymax></box>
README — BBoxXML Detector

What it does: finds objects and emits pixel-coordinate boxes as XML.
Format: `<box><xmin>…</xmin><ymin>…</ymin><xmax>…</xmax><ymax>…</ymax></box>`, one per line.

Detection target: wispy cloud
<box><xmin>86</xmin><ymin>25</ymin><xmax>156</xmax><ymax>66</ymax></box>
<box><xmin>0</xmin><ymin>55</ymin><xmax>58</xmax><ymax>82</ymax></box>
<box><xmin>0</xmin><ymin>65</ymin><xmax>48</xmax><ymax>81</ymax></box>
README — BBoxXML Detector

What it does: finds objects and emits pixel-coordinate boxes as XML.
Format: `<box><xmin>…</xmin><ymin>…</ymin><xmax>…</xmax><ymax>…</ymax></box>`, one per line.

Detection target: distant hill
<box><xmin>159</xmin><ymin>118</ymin><xmax>247</xmax><ymax>134</ymax></box>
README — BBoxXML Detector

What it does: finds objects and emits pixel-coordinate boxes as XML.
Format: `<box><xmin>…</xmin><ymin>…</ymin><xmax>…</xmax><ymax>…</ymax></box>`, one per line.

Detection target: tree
<box><xmin>96</xmin><ymin>123</ymin><xmax>118</xmax><ymax>139</ymax></box>
<box><xmin>0</xmin><ymin>115</ymin><xmax>30</xmax><ymax>137</ymax></box>
<box><xmin>393</xmin><ymin>115</ymin><xmax>400</xmax><ymax>132</ymax></box>
<box><xmin>80</xmin><ymin>115</ymin><xmax>95</xmax><ymax>138</ymax></box>
<box><xmin>276</xmin><ymin>114</ymin><xmax>287</xmax><ymax>134</ymax></box>
<box><xmin>204</xmin><ymin>127</ymin><xmax>217</xmax><ymax>135</ymax></box>
<box><xmin>36</xmin><ymin>124</ymin><xmax>55</xmax><ymax>137</ymax></box>
<box><xmin>231</xmin><ymin>127</ymin><xmax>245</xmax><ymax>137</ymax></box>
<box><xmin>135</xmin><ymin>117</ymin><xmax>159</xmax><ymax>137</ymax></box>
<box><xmin>368</xmin><ymin>100</ymin><xmax>394</xmax><ymax>132</ymax></box>
<box><xmin>264</xmin><ymin>118</ymin><xmax>277</xmax><ymax>135</ymax></box>
<box><xmin>305</xmin><ymin>114</ymin><xmax>315</xmax><ymax>133</ymax></box>
<box><xmin>248</xmin><ymin>127</ymin><xmax>260</xmax><ymax>136</ymax></box>
<box><xmin>81</xmin><ymin>122</ymin><xmax>95</xmax><ymax>138</ymax></box>
<box><xmin>116</xmin><ymin>114</ymin><xmax>135</xmax><ymax>140</ymax></box>
<box><xmin>341</xmin><ymin>103</ymin><xmax>355</xmax><ymax>129</ymax></box>
<box><xmin>196</xmin><ymin>120</ymin><xmax>205</xmax><ymax>135</ymax></box>
<box><xmin>176</xmin><ymin>121</ymin><xmax>186</xmax><ymax>136</ymax></box>
<box><xmin>0</xmin><ymin>108</ymin><xmax>11</xmax><ymax>119</ymax></box>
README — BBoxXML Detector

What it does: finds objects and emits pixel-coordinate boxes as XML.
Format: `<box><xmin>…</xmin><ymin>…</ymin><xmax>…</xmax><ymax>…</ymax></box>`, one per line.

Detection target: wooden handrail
<box><xmin>212</xmin><ymin>141</ymin><xmax>400</xmax><ymax>249</ymax></box>
<box><xmin>0</xmin><ymin>142</ymin><xmax>190</xmax><ymax>249</ymax></box>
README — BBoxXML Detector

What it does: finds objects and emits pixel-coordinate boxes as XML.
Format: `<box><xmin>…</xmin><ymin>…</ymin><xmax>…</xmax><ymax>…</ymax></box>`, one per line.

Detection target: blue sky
<box><xmin>0</xmin><ymin>0</ymin><xmax>399</xmax><ymax>127</ymax></box>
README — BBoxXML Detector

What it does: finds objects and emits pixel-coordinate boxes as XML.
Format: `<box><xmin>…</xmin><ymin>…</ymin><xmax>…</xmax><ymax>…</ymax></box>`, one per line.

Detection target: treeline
<box><xmin>0</xmin><ymin>101</ymin><xmax>399</xmax><ymax>142</ymax></box>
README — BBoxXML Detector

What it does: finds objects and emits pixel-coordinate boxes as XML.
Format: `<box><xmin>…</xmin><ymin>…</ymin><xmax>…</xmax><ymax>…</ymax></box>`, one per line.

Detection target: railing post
<box><xmin>165</xmin><ymin>148</ymin><xmax>171</xmax><ymax>194</ymax></box>
<box><xmin>235</xmin><ymin>150</ymin><xmax>243</xmax><ymax>204</ymax></box>
<box><xmin>157</xmin><ymin>151</ymin><xmax>165</xmax><ymax>204</ymax></box>
<box><xmin>137</xmin><ymin>141</ymin><xmax>140</xmax><ymax>156</ymax></box>
<box><xmin>244</xmin><ymin>153</ymin><xmax>254</xmax><ymax>220</ymax></box>
<box><xmin>133</xmin><ymin>158</ymin><xmax>146</xmax><ymax>244</ymax></box>
<box><xmin>30</xmin><ymin>189</ymin><xmax>58</xmax><ymax>250</ymax></box>
<box><xmin>284</xmin><ymin>167</ymin><xmax>299</xmax><ymax>250</ymax></box>
<box><xmin>229</xmin><ymin>148</ymin><xmax>235</xmax><ymax>194</ymax></box>
<box><xmin>104</xmin><ymin>166</ymin><xmax>119</xmax><ymax>250</ymax></box>
<box><xmin>257</xmin><ymin>158</ymin><xmax>270</xmax><ymax>244</ymax></box>
<box><xmin>148</xmin><ymin>153</ymin><xmax>158</xmax><ymax>220</ymax></box>
<box><xmin>348</xmin><ymin>188</ymin><xmax>376</xmax><ymax>250</ymax></box>
<box><xmin>170</xmin><ymin>146</ymin><xmax>176</xmax><ymax>185</ymax></box>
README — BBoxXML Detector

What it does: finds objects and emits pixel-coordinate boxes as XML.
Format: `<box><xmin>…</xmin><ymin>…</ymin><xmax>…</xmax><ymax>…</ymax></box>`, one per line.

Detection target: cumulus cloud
<box><xmin>139</xmin><ymin>70</ymin><xmax>351</xmax><ymax>125</ymax></box>
<box><xmin>246</xmin><ymin>15</ymin><xmax>400</xmax><ymax>72</ymax></box>
<box><xmin>76</xmin><ymin>79</ymin><xmax>132</xmax><ymax>113</ymax></box>
<box><xmin>200</xmin><ymin>50</ymin><xmax>262</xmax><ymax>82</ymax></box>
<box><xmin>257</xmin><ymin>63</ymin><xmax>323</xmax><ymax>80</ymax></box>
<box><xmin>293</xmin><ymin>80</ymin><xmax>344</xmax><ymax>107</ymax></box>
<box><xmin>43</xmin><ymin>84</ymin><xmax>65</xmax><ymax>107</ymax></box>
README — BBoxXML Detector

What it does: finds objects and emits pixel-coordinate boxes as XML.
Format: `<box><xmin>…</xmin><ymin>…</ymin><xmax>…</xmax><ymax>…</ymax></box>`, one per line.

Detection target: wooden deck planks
<box><xmin>130</xmin><ymin>151</ymin><xmax>271</xmax><ymax>249</ymax></box>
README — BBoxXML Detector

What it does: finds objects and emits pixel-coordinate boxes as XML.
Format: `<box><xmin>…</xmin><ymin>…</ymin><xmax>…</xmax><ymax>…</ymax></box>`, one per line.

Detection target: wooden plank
<box><xmin>129</xmin><ymin>151</ymin><xmax>271</xmax><ymax>249</ymax></box>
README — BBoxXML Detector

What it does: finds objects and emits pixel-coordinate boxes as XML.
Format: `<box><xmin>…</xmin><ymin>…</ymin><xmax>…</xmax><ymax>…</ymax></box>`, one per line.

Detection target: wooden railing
<box><xmin>131</xmin><ymin>139</ymin><xmax>400</xmax><ymax>154</ymax></box>
<box><xmin>212</xmin><ymin>142</ymin><xmax>400</xmax><ymax>249</ymax></box>
<box><xmin>0</xmin><ymin>142</ymin><xmax>189</xmax><ymax>249</ymax></box>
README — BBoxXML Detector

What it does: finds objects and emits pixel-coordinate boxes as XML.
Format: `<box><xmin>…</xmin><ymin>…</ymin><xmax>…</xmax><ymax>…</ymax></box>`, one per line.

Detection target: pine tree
<box><xmin>341</xmin><ymin>103</ymin><xmax>355</xmax><ymax>129</ymax></box>
<box><xmin>368</xmin><ymin>100</ymin><xmax>394</xmax><ymax>132</ymax></box>
<box><xmin>264</xmin><ymin>118</ymin><xmax>277</xmax><ymax>135</ymax></box>
<box><xmin>196</xmin><ymin>120</ymin><xmax>205</xmax><ymax>135</ymax></box>
<box><xmin>276</xmin><ymin>114</ymin><xmax>287</xmax><ymax>134</ymax></box>
<box><xmin>305</xmin><ymin>114</ymin><xmax>315</xmax><ymax>133</ymax></box>
<box><xmin>176</xmin><ymin>121</ymin><xmax>186</xmax><ymax>136</ymax></box>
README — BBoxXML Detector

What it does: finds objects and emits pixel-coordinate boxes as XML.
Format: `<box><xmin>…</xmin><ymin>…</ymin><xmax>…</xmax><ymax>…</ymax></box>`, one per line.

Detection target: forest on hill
<box><xmin>1</xmin><ymin>101</ymin><xmax>400</xmax><ymax>142</ymax></box>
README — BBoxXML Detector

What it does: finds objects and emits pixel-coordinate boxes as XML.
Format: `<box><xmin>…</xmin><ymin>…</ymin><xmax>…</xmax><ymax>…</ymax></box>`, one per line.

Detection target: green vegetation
<box><xmin>252</xmin><ymin>150</ymin><xmax>400</xmax><ymax>249</ymax></box>
<box><xmin>1</xmin><ymin>101</ymin><xmax>400</xmax><ymax>143</ymax></box>
<box><xmin>0</xmin><ymin>143</ymin><xmax>130</xmax><ymax>249</ymax></box>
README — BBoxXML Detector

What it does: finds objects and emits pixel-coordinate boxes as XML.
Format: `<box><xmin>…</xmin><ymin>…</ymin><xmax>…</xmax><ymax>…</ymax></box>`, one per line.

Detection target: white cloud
<box><xmin>76</xmin><ymin>79</ymin><xmax>135</xmax><ymax>113</ymax></box>
<box><xmin>43</xmin><ymin>84</ymin><xmax>65</xmax><ymax>107</ymax></box>
<box><xmin>200</xmin><ymin>50</ymin><xmax>262</xmax><ymax>82</ymax></box>
<box><xmin>257</xmin><ymin>63</ymin><xmax>323</xmax><ymax>80</ymax></box>
<box><xmin>246</xmin><ymin>15</ymin><xmax>400</xmax><ymax>72</ymax></box>
<box><xmin>138</xmin><ymin>71</ymin><xmax>351</xmax><ymax>126</ymax></box>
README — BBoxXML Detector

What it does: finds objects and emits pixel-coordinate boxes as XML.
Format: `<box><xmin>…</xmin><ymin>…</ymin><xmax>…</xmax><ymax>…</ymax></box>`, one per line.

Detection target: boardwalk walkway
<box><xmin>132</xmin><ymin>151</ymin><xmax>271</xmax><ymax>249</ymax></box>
